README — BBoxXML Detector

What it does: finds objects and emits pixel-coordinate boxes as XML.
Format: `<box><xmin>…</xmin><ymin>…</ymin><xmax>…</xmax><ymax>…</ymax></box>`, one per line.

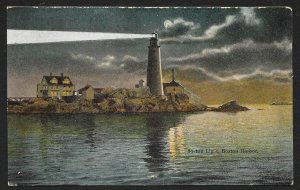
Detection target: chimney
<box><xmin>50</xmin><ymin>72</ymin><xmax>52</xmax><ymax>76</ymax></box>
<box><xmin>61</xmin><ymin>73</ymin><xmax>63</xmax><ymax>77</ymax></box>
<box><xmin>172</xmin><ymin>68</ymin><xmax>175</xmax><ymax>81</ymax></box>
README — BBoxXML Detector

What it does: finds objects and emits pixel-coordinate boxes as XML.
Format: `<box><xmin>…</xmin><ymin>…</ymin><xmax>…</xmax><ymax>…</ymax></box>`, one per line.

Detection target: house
<box><xmin>77</xmin><ymin>86</ymin><xmax>106</xmax><ymax>101</ymax></box>
<box><xmin>78</xmin><ymin>85</ymin><xmax>94</xmax><ymax>101</ymax></box>
<box><xmin>163</xmin><ymin>80</ymin><xmax>185</xmax><ymax>95</ymax></box>
<box><xmin>163</xmin><ymin>69</ymin><xmax>185</xmax><ymax>96</ymax></box>
<box><xmin>36</xmin><ymin>73</ymin><xmax>75</xmax><ymax>98</ymax></box>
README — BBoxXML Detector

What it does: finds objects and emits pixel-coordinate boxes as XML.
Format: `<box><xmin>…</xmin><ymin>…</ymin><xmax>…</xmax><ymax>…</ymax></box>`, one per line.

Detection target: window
<box><xmin>42</xmin><ymin>79</ymin><xmax>47</xmax><ymax>85</ymax></box>
<box><xmin>63</xmin><ymin>78</ymin><xmax>70</xmax><ymax>84</ymax></box>
<box><xmin>50</xmin><ymin>77</ymin><xmax>58</xmax><ymax>84</ymax></box>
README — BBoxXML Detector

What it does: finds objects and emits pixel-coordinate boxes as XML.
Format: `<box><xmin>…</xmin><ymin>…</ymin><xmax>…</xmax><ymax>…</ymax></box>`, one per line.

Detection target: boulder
<box><xmin>213</xmin><ymin>100</ymin><xmax>249</xmax><ymax>112</ymax></box>
<box><xmin>124</xmin><ymin>98</ymin><xmax>145</xmax><ymax>112</ymax></box>
<box><xmin>109</xmin><ymin>97</ymin><xmax>125</xmax><ymax>112</ymax></box>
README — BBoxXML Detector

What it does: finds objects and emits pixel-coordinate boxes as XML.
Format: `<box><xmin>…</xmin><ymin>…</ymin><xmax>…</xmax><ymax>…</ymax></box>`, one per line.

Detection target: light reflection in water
<box><xmin>143</xmin><ymin>113</ymin><xmax>186</xmax><ymax>173</ymax></box>
<box><xmin>168</xmin><ymin>125</ymin><xmax>186</xmax><ymax>160</ymax></box>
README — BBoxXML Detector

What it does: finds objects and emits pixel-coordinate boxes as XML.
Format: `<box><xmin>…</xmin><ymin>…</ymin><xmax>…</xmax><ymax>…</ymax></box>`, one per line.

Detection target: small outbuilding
<box><xmin>163</xmin><ymin>68</ymin><xmax>185</xmax><ymax>96</ymax></box>
<box><xmin>135</xmin><ymin>79</ymin><xmax>145</xmax><ymax>88</ymax></box>
<box><xmin>78</xmin><ymin>85</ymin><xmax>94</xmax><ymax>101</ymax></box>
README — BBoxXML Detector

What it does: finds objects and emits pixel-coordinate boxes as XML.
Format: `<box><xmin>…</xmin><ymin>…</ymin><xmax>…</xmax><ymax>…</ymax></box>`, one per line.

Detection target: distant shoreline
<box><xmin>270</xmin><ymin>102</ymin><xmax>292</xmax><ymax>105</ymax></box>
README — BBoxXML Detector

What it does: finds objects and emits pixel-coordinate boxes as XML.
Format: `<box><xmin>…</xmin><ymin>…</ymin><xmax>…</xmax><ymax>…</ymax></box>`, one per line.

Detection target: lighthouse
<box><xmin>147</xmin><ymin>33</ymin><xmax>164</xmax><ymax>96</ymax></box>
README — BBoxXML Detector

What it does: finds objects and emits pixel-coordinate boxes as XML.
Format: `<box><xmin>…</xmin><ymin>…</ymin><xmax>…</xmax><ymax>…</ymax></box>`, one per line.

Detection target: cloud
<box><xmin>170</xmin><ymin>65</ymin><xmax>292</xmax><ymax>83</ymax></box>
<box><xmin>273</xmin><ymin>38</ymin><xmax>292</xmax><ymax>52</ymax></box>
<box><xmin>161</xmin><ymin>16</ymin><xmax>236</xmax><ymax>43</ymax></box>
<box><xmin>165</xmin><ymin>39</ymin><xmax>292</xmax><ymax>73</ymax></box>
<box><xmin>160</xmin><ymin>18</ymin><xmax>199</xmax><ymax>38</ymax></box>
<box><xmin>193</xmin><ymin>15</ymin><xmax>236</xmax><ymax>40</ymax></box>
<box><xmin>240</xmin><ymin>7</ymin><xmax>261</xmax><ymax>26</ymax></box>
<box><xmin>70</xmin><ymin>53</ymin><xmax>118</xmax><ymax>69</ymax></box>
<box><xmin>121</xmin><ymin>55</ymin><xmax>141</xmax><ymax>63</ymax></box>
<box><xmin>223</xmin><ymin>69</ymin><xmax>292</xmax><ymax>83</ymax></box>
<box><xmin>159</xmin><ymin>8</ymin><xmax>291</xmax><ymax>44</ymax></box>
<box><xmin>120</xmin><ymin>55</ymin><xmax>147</xmax><ymax>73</ymax></box>
<box><xmin>70</xmin><ymin>53</ymin><xmax>96</xmax><ymax>62</ymax></box>
<box><xmin>97</xmin><ymin>55</ymin><xmax>115</xmax><ymax>68</ymax></box>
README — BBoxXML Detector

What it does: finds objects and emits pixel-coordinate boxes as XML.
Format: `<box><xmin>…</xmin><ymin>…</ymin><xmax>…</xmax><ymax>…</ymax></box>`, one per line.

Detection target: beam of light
<box><xmin>7</xmin><ymin>30</ymin><xmax>154</xmax><ymax>45</ymax></box>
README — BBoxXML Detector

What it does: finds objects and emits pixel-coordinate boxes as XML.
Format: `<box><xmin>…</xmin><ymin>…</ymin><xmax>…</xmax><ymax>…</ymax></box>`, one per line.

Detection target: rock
<box><xmin>134</xmin><ymin>87</ymin><xmax>151</xmax><ymax>98</ymax></box>
<box><xmin>32</xmin><ymin>98</ymin><xmax>49</xmax><ymax>107</ymax></box>
<box><xmin>7</xmin><ymin>105</ymin><xmax>25</xmax><ymax>113</ymax></box>
<box><xmin>124</xmin><ymin>98</ymin><xmax>143</xmax><ymax>112</ymax></box>
<box><xmin>213</xmin><ymin>100</ymin><xmax>249</xmax><ymax>112</ymax></box>
<box><xmin>175</xmin><ymin>94</ymin><xmax>189</xmax><ymax>104</ymax></box>
<box><xmin>97</xmin><ymin>100</ymin><xmax>110</xmax><ymax>112</ymax></box>
<box><xmin>109</xmin><ymin>97</ymin><xmax>125</xmax><ymax>112</ymax></box>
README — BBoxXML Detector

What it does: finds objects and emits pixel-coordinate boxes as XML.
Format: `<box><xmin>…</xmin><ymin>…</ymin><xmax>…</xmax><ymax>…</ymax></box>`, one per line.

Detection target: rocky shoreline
<box><xmin>7</xmin><ymin>89</ymin><xmax>249</xmax><ymax>114</ymax></box>
<box><xmin>8</xmin><ymin>99</ymin><xmax>249</xmax><ymax>114</ymax></box>
<box><xmin>7</xmin><ymin>97</ymin><xmax>203</xmax><ymax>114</ymax></box>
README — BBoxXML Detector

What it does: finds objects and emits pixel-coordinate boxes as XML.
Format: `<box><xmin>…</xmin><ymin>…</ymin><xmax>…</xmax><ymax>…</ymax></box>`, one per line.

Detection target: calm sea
<box><xmin>8</xmin><ymin>105</ymin><xmax>293</xmax><ymax>185</ymax></box>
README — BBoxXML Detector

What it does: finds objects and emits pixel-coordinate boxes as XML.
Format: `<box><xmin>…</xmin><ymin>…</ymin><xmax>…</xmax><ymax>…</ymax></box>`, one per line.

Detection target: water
<box><xmin>8</xmin><ymin>105</ymin><xmax>293</xmax><ymax>185</ymax></box>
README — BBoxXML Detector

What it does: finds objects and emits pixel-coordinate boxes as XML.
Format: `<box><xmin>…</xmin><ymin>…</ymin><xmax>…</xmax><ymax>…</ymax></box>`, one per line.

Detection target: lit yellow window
<box><xmin>62</xmin><ymin>78</ymin><xmax>70</xmax><ymax>84</ymax></box>
<box><xmin>50</xmin><ymin>77</ymin><xmax>58</xmax><ymax>84</ymax></box>
<box><xmin>50</xmin><ymin>91</ymin><xmax>57</xmax><ymax>96</ymax></box>
<box><xmin>42</xmin><ymin>79</ymin><xmax>47</xmax><ymax>85</ymax></box>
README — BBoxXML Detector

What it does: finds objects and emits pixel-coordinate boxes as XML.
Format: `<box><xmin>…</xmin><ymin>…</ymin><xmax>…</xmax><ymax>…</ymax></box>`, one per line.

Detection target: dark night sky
<box><xmin>7</xmin><ymin>7</ymin><xmax>292</xmax><ymax>97</ymax></box>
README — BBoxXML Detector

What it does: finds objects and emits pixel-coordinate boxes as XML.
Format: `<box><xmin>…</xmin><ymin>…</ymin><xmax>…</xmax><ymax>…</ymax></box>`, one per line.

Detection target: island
<box><xmin>7</xmin><ymin>88</ymin><xmax>249</xmax><ymax>114</ymax></box>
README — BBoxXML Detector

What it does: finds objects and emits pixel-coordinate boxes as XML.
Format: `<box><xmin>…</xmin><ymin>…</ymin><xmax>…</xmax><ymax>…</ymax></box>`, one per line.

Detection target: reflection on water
<box><xmin>168</xmin><ymin>126</ymin><xmax>186</xmax><ymax>160</ymax></box>
<box><xmin>143</xmin><ymin>114</ymin><xmax>186</xmax><ymax>173</ymax></box>
<box><xmin>80</xmin><ymin>115</ymin><xmax>97</xmax><ymax>151</ymax></box>
<box><xmin>8</xmin><ymin>105</ymin><xmax>293</xmax><ymax>185</ymax></box>
<box><xmin>144</xmin><ymin>115</ymin><xmax>168</xmax><ymax>173</ymax></box>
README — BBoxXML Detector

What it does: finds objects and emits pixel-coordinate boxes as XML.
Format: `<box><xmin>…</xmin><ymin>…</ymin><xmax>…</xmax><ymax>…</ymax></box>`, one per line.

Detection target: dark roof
<box><xmin>78</xmin><ymin>85</ymin><xmax>93</xmax><ymax>93</ymax></box>
<box><xmin>163</xmin><ymin>80</ymin><xmax>184</xmax><ymax>88</ymax></box>
<box><xmin>43</xmin><ymin>75</ymin><xmax>74</xmax><ymax>86</ymax></box>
